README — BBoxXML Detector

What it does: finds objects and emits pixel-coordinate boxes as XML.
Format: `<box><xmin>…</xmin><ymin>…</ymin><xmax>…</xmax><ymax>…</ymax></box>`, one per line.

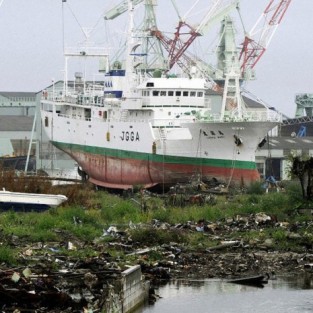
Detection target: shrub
<box><xmin>284</xmin><ymin>181</ymin><xmax>304</xmax><ymax>206</ymax></box>
<box><xmin>246</xmin><ymin>181</ymin><xmax>265</xmax><ymax>195</ymax></box>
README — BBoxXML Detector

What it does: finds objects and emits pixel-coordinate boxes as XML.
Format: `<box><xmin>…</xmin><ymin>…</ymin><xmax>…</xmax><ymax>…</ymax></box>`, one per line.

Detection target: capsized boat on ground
<box><xmin>0</xmin><ymin>189</ymin><xmax>68</xmax><ymax>212</ymax></box>
<box><xmin>228</xmin><ymin>273</ymin><xmax>270</xmax><ymax>288</ymax></box>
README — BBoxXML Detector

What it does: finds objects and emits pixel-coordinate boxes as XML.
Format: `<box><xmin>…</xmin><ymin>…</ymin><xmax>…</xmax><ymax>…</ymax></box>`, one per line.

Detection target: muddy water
<box><xmin>136</xmin><ymin>275</ymin><xmax>313</xmax><ymax>313</ymax></box>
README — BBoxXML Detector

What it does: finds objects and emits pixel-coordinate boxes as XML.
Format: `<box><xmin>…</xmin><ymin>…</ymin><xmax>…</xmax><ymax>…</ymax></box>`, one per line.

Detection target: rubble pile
<box><xmin>132</xmin><ymin>213</ymin><xmax>313</xmax><ymax>280</ymax></box>
<box><xmin>0</xmin><ymin>256</ymin><xmax>123</xmax><ymax>312</ymax></box>
<box><xmin>1</xmin><ymin>211</ymin><xmax>313</xmax><ymax>311</ymax></box>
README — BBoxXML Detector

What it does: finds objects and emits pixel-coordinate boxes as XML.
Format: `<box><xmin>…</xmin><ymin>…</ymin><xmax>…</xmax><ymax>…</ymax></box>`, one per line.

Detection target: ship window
<box><xmin>176</xmin><ymin>91</ymin><xmax>181</xmax><ymax>96</ymax></box>
<box><xmin>153</xmin><ymin>90</ymin><xmax>159</xmax><ymax>96</ymax></box>
<box><xmin>146</xmin><ymin>82</ymin><xmax>154</xmax><ymax>87</ymax></box>
<box><xmin>197</xmin><ymin>92</ymin><xmax>203</xmax><ymax>97</ymax></box>
<box><xmin>210</xmin><ymin>131</ymin><xmax>215</xmax><ymax>135</ymax></box>
<box><xmin>168</xmin><ymin>91</ymin><xmax>174</xmax><ymax>96</ymax></box>
<box><xmin>168</xmin><ymin>111</ymin><xmax>171</xmax><ymax>116</ymax></box>
<box><xmin>160</xmin><ymin>91</ymin><xmax>166</xmax><ymax>96</ymax></box>
<box><xmin>44</xmin><ymin>116</ymin><xmax>49</xmax><ymax>127</ymax></box>
<box><xmin>190</xmin><ymin>91</ymin><xmax>196</xmax><ymax>97</ymax></box>
<box><xmin>147</xmin><ymin>91</ymin><xmax>150</xmax><ymax>96</ymax></box>
<box><xmin>183</xmin><ymin>91</ymin><xmax>188</xmax><ymax>97</ymax></box>
<box><xmin>218</xmin><ymin>130</ymin><xmax>224</xmax><ymax>135</ymax></box>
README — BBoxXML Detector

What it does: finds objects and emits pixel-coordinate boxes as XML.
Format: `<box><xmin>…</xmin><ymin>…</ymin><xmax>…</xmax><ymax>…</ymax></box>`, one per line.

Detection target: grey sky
<box><xmin>0</xmin><ymin>0</ymin><xmax>309</xmax><ymax>118</ymax></box>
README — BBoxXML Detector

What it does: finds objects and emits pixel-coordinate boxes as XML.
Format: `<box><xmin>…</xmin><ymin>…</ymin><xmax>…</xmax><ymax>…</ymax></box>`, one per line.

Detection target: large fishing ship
<box><xmin>40</xmin><ymin>0</ymin><xmax>285</xmax><ymax>190</ymax></box>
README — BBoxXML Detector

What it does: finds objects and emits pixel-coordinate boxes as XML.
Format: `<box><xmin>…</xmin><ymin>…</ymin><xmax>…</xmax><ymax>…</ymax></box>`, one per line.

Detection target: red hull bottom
<box><xmin>73</xmin><ymin>152</ymin><xmax>260</xmax><ymax>190</ymax></box>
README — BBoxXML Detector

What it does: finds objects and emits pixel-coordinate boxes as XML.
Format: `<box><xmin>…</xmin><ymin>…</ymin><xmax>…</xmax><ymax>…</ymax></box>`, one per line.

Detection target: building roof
<box><xmin>281</xmin><ymin>120</ymin><xmax>313</xmax><ymax>137</ymax></box>
<box><xmin>259</xmin><ymin>136</ymin><xmax>313</xmax><ymax>150</ymax></box>
<box><xmin>0</xmin><ymin>92</ymin><xmax>37</xmax><ymax>98</ymax></box>
<box><xmin>0</xmin><ymin>116</ymin><xmax>35</xmax><ymax>131</ymax></box>
<box><xmin>38</xmin><ymin>80</ymin><xmax>104</xmax><ymax>93</ymax></box>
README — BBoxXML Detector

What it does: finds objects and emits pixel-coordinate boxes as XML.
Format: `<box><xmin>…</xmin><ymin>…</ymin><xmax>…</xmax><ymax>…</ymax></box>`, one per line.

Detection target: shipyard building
<box><xmin>0</xmin><ymin>92</ymin><xmax>36</xmax><ymax>171</ymax></box>
<box><xmin>0</xmin><ymin>88</ymin><xmax>77</xmax><ymax>179</ymax></box>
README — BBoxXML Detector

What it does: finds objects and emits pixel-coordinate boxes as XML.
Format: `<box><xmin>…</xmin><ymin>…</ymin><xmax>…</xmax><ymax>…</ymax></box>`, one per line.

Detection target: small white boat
<box><xmin>0</xmin><ymin>189</ymin><xmax>68</xmax><ymax>211</ymax></box>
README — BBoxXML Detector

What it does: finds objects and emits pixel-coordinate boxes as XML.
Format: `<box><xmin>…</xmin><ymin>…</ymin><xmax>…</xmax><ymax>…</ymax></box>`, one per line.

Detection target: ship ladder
<box><xmin>159</xmin><ymin>128</ymin><xmax>166</xmax><ymax>141</ymax></box>
<box><xmin>159</xmin><ymin>128</ymin><xmax>167</xmax><ymax>152</ymax></box>
<box><xmin>120</xmin><ymin>110</ymin><xmax>128</xmax><ymax>121</ymax></box>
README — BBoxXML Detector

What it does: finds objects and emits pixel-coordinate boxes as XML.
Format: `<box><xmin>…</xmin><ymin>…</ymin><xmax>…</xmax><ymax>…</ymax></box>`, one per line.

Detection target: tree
<box><xmin>290</xmin><ymin>156</ymin><xmax>313</xmax><ymax>200</ymax></box>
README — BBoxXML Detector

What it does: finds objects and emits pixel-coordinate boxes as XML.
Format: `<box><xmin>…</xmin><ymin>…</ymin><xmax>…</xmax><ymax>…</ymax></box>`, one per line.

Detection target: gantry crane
<box><xmin>104</xmin><ymin>0</ymin><xmax>292</xmax><ymax>84</ymax></box>
<box><xmin>151</xmin><ymin>0</ymin><xmax>291</xmax><ymax>82</ymax></box>
<box><xmin>104</xmin><ymin>0</ymin><xmax>241</xmax><ymax>80</ymax></box>
<box><xmin>104</xmin><ymin>0</ymin><xmax>144</xmax><ymax>20</ymax></box>
<box><xmin>152</xmin><ymin>0</ymin><xmax>239</xmax><ymax>71</ymax></box>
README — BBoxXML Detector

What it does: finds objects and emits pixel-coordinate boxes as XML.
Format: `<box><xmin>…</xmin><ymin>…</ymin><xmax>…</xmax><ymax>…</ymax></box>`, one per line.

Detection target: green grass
<box><xmin>0</xmin><ymin>181</ymin><xmax>310</xmax><ymax>265</ymax></box>
<box><xmin>0</xmin><ymin>245</ymin><xmax>17</xmax><ymax>265</ymax></box>
<box><xmin>130</xmin><ymin>228</ymin><xmax>186</xmax><ymax>245</ymax></box>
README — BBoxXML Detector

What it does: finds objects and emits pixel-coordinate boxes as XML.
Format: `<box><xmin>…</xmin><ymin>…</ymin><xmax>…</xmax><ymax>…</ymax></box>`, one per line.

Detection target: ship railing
<box><xmin>149</xmin><ymin>110</ymin><xmax>281</xmax><ymax>126</ymax></box>
<box><xmin>42</xmin><ymin>84</ymin><xmax>105</xmax><ymax>104</ymax></box>
<box><xmin>64</xmin><ymin>47</ymin><xmax>109</xmax><ymax>57</ymax></box>
<box><xmin>241</xmin><ymin>110</ymin><xmax>282</xmax><ymax>122</ymax></box>
<box><xmin>57</xmin><ymin>113</ymin><xmax>91</xmax><ymax>122</ymax></box>
<box><xmin>205</xmin><ymin>110</ymin><xmax>282</xmax><ymax>122</ymax></box>
<box><xmin>64</xmin><ymin>96</ymin><xmax>78</xmax><ymax>104</ymax></box>
<box><xmin>41</xmin><ymin>88</ymin><xmax>64</xmax><ymax>102</ymax></box>
<box><xmin>149</xmin><ymin>118</ymin><xmax>197</xmax><ymax>127</ymax></box>
<box><xmin>50</xmin><ymin>93</ymin><xmax>105</xmax><ymax>107</ymax></box>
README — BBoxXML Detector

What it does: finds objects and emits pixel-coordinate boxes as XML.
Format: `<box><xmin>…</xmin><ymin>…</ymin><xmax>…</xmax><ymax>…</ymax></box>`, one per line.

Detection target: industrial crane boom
<box><xmin>104</xmin><ymin>0</ymin><xmax>144</xmax><ymax>20</ymax></box>
<box><xmin>153</xmin><ymin>0</ymin><xmax>239</xmax><ymax>70</ymax></box>
<box><xmin>239</xmin><ymin>0</ymin><xmax>292</xmax><ymax>78</ymax></box>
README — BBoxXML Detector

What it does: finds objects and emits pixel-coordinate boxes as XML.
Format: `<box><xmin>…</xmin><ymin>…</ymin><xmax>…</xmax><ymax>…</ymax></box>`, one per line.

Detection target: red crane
<box><xmin>151</xmin><ymin>26</ymin><xmax>197</xmax><ymax>73</ymax></box>
<box><xmin>152</xmin><ymin>0</ymin><xmax>239</xmax><ymax>71</ymax></box>
<box><xmin>239</xmin><ymin>0</ymin><xmax>292</xmax><ymax>78</ymax></box>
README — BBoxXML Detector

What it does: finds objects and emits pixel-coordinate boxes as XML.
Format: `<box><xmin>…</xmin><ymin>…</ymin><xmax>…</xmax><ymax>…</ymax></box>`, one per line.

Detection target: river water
<box><xmin>135</xmin><ymin>274</ymin><xmax>313</xmax><ymax>313</ymax></box>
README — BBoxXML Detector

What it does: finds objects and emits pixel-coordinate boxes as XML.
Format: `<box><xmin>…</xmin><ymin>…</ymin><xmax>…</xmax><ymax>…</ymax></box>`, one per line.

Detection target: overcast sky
<box><xmin>0</xmin><ymin>0</ymin><xmax>310</xmax><ymax>118</ymax></box>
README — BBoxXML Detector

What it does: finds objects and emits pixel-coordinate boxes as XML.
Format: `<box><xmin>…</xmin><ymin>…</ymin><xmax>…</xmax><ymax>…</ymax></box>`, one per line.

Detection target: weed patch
<box><xmin>130</xmin><ymin>228</ymin><xmax>186</xmax><ymax>245</ymax></box>
<box><xmin>0</xmin><ymin>245</ymin><xmax>16</xmax><ymax>265</ymax></box>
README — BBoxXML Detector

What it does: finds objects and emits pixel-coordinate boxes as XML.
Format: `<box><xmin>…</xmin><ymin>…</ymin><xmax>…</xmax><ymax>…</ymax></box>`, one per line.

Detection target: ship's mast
<box><xmin>123</xmin><ymin>0</ymin><xmax>136</xmax><ymax>98</ymax></box>
<box><xmin>104</xmin><ymin>0</ymin><xmax>166</xmax><ymax>75</ymax></box>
